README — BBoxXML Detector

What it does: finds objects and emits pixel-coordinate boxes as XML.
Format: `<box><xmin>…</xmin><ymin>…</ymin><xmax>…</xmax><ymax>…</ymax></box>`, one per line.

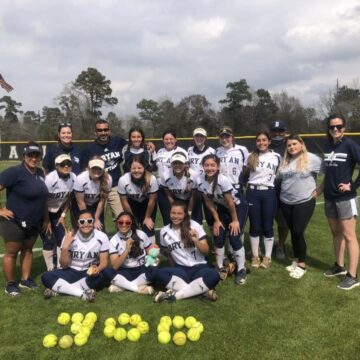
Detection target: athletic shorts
<box><xmin>324</xmin><ymin>198</ymin><xmax>358</xmax><ymax>219</ymax></box>
<box><xmin>0</xmin><ymin>218</ymin><xmax>40</xmax><ymax>243</ymax></box>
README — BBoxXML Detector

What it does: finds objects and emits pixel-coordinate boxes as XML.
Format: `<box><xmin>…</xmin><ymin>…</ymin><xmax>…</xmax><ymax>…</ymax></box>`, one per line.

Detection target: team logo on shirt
<box><xmin>324</xmin><ymin>152</ymin><xmax>347</xmax><ymax>166</ymax></box>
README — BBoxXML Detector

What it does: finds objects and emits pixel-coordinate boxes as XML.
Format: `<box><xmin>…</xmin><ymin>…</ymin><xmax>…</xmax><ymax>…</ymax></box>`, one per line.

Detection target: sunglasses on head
<box><xmin>58</xmin><ymin>161</ymin><xmax>72</xmax><ymax>167</ymax></box>
<box><xmin>78</xmin><ymin>218</ymin><xmax>94</xmax><ymax>226</ymax></box>
<box><xmin>117</xmin><ymin>220</ymin><xmax>132</xmax><ymax>226</ymax></box>
<box><xmin>58</xmin><ymin>122</ymin><xmax>72</xmax><ymax>130</ymax></box>
<box><xmin>96</xmin><ymin>128</ymin><xmax>110</xmax><ymax>133</ymax></box>
<box><xmin>328</xmin><ymin>124</ymin><xmax>344</xmax><ymax>130</ymax></box>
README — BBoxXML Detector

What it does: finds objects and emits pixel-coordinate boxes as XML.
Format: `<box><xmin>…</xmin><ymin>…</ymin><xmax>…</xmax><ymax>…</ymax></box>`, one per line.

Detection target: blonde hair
<box><xmin>280</xmin><ymin>134</ymin><xmax>309</xmax><ymax>172</ymax></box>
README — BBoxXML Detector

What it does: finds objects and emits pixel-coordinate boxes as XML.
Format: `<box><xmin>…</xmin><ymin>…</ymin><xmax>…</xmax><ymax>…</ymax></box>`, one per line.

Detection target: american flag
<box><xmin>0</xmin><ymin>74</ymin><xmax>14</xmax><ymax>92</ymax></box>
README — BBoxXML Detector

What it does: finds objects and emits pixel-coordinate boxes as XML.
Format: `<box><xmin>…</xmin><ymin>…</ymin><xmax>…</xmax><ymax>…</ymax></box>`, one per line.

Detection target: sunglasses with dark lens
<box><xmin>117</xmin><ymin>220</ymin><xmax>132</xmax><ymax>226</ymax></box>
<box><xmin>328</xmin><ymin>125</ymin><xmax>344</xmax><ymax>130</ymax></box>
<box><xmin>96</xmin><ymin>128</ymin><xmax>110</xmax><ymax>133</ymax></box>
<box><xmin>78</xmin><ymin>218</ymin><xmax>94</xmax><ymax>226</ymax></box>
<box><xmin>58</xmin><ymin>122</ymin><xmax>72</xmax><ymax>129</ymax></box>
<box><xmin>58</xmin><ymin>161</ymin><xmax>72</xmax><ymax>167</ymax></box>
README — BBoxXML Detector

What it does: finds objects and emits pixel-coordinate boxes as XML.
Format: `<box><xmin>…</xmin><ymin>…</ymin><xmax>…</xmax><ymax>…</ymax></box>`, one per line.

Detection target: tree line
<box><xmin>1</xmin><ymin>68</ymin><xmax>360</xmax><ymax>141</ymax></box>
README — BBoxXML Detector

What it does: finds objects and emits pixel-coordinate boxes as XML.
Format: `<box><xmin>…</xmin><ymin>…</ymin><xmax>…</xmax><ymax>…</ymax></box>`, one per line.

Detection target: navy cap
<box><xmin>270</xmin><ymin>120</ymin><xmax>287</xmax><ymax>131</ymax></box>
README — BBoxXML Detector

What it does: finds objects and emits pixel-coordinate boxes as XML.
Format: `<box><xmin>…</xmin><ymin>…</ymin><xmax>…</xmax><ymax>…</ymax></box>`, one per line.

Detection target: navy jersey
<box><xmin>323</xmin><ymin>137</ymin><xmax>360</xmax><ymax>201</ymax></box>
<box><xmin>82</xmin><ymin>137</ymin><xmax>127</xmax><ymax>185</ymax></box>
<box><xmin>0</xmin><ymin>164</ymin><xmax>48</xmax><ymax>226</ymax></box>
<box><xmin>43</xmin><ymin>143</ymin><xmax>83</xmax><ymax>175</ymax></box>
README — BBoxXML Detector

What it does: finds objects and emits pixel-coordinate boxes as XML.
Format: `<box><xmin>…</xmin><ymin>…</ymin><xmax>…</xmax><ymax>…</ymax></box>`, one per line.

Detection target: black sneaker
<box><xmin>324</xmin><ymin>263</ymin><xmax>347</xmax><ymax>278</ymax></box>
<box><xmin>337</xmin><ymin>273</ymin><xmax>360</xmax><ymax>291</ymax></box>
<box><xmin>5</xmin><ymin>282</ymin><xmax>21</xmax><ymax>297</ymax></box>
<box><xmin>19</xmin><ymin>278</ymin><xmax>39</xmax><ymax>290</ymax></box>
<box><xmin>235</xmin><ymin>268</ymin><xmax>247</xmax><ymax>285</ymax></box>
<box><xmin>154</xmin><ymin>289</ymin><xmax>176</xmax><ymax>303</ymax></box>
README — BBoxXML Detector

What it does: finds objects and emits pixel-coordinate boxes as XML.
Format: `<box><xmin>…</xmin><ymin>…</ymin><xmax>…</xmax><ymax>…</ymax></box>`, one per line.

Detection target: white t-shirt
<box><xmin>74</xmin><ymin>171</ymin><xmax>113</xmax><ymax>206</ymax></box>
<box><xmin>63</xmin><ymin>229</ymin><xmax>109</xmax><ymax>271</ymax></box>
<box><xmin>156</xmin><ymin>146</ymin><xmax>188</xmax><ymax>183</ymax></box>
<box><xmin>109</xmin><ymin>229</ymin><xmax>151</xmax><ymax>268</ymax></box>
<box><xmin>247</xmin><ymin>150</ymin><xmax>281</xmax><ymax>187</ymax></box>
<box><xmin>160</xmin><ymin>168</ymin><xmax>197</xmax><ymax>201</ymax></box>
<box><xmin>160</xmin><ymin>220</ymin><xmax>207</xmax><ymax>266</ymax></box>
<box><xmin>187</xmin><ymin>145</ymin><xmax>215</xmax><ymax>178</ymax></box>
<box><xmin>216</xmin><ymin>144</ymin><xmax>249</xmax><ymax>189</ymax></box>
<box><xmin>45</xmin><ymin>170</ymin><xmax>76</xmax><ymax>213</ymax></box>
<box><xmin>117</xmin><ymin>173</ymin><xmax>158</xmax><ymax>203</ymax></box>
<box><xmin>198</xmin><ymin>173</ymin><xmax>240</xmax><ymax>208</ymax></box>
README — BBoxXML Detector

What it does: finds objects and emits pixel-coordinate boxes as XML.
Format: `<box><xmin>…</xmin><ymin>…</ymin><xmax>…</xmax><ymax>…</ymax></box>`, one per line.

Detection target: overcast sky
<box><xmin>1</xmin><ymin>0</ymin><xmax>360</xmax><ymax>117</ymax></box>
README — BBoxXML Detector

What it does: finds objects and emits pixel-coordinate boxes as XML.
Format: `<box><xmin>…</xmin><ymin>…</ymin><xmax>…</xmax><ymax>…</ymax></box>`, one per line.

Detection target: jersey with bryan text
<box><xmin>117</xmin><ymin>173</ymin><xmax>158</xmax><ymax>202</ymax></box>
<box><xmin>187</xmin><ymin>145</ymin><xmax>215</xmax><ymax>178</ymax></box>
<box><xmin>161</xmin><ymin>169</ymin><xmax>197</xmax><ymax>201</ymax></box>
<box><xmin>156</xmin><ymin>146</ymin><xmax>188</xmax><ymax>183</ymax></box>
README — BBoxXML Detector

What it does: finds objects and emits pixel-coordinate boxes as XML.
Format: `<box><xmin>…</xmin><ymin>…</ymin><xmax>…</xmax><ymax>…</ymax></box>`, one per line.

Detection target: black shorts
<box><xmin>0</xmin><ymin>218</ymin><xmax>40</xmax><ymax>243</ymax></box>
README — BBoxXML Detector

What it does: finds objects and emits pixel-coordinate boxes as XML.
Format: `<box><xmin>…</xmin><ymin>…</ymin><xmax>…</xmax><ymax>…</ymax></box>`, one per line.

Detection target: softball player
<box><xmin>245</xmin><ymin>132</ymin><xmax>281</xmax><ymax>269</ymax></box>
<box><xmin>153</xmin><ymin>201</ymin><xmax>220</xmax><ymax>302</ymax></box>
<box><xmin>118</xmin><ymin>156</ymin><xmax>158</xmax><ymax>243</ymax></box>
<box><xmin>41</xmin><ymin>209</ymin><xmax>109</xmax><ymax>301</ymax></box>
<box><xmin>103</xmin><ymin>212</ymin><xmax>156</xmax><ymax>295</ymax></box>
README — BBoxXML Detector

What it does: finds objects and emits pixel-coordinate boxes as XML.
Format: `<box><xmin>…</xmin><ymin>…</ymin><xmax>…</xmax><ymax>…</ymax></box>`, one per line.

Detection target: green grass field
<box><xmin>0</xmin><ymin>161</ymin><xmax>360</xmax><ymax>360</ymax></box>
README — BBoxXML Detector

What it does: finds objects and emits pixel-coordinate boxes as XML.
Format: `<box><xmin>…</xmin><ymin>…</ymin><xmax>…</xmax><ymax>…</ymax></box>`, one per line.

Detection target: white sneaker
<box><xmin>286</xmin><ymin>261</ymin><xmax>298</xmax><ymax>273</ymax></box>
<box><xmin>108</xmin><ymin>284</ymin><xmax>124</xmax><ymax>293</ymax></box>
<box><xmin>289</xmin><ymin>266</ymin><xmax>306</xmax><ymax>279</ymax></box>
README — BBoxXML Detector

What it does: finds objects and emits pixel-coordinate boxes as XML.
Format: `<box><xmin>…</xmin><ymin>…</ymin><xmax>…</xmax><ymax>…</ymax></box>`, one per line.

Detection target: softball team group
<box><xmin>1</xmin><ymin>113</ymin><xmax>360</xmax><ymax>303</ymax></box>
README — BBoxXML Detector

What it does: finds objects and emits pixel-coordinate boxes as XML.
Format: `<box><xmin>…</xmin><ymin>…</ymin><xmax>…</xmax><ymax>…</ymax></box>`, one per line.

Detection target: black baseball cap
<box><xmin>270</xmin><ymin>120</ymin><xmax>287</xmax><ymax>131</ymax></box>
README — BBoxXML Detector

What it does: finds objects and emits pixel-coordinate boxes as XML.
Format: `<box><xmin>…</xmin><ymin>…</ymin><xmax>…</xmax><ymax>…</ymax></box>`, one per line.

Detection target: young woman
<box><xmin>74</xmin><ymin>157</ymin><xmax>112</xmax><ymax>230</ymax></box>
<box><xmin>117</xmin><ymin>156</ymin><xmax>158</xmax><ymax>243</ymax></box>
<box><xmin>103</xmin><ymin>212</ymin><xmax>156</xmax><ymax>295</ymax></box>
<box><xmin>277</xmin><ymin>134</ymin><xmax>322</xmax><ymax>279</ymax></box>
<box><xmin>156</xmin><ymin>130</ymin><xmax>188</xmax><ymax>225</ymax></box>
<box><xmin>41</xmin><ymin>154</ymin><xmax>76</xmax><ymax>271</ymax></box>
<box><xmin>153</xmin><ymin>201</ymin><xmax>220</xmax><ymax>302</ymax></box>
<box><xmin>43</xmin><ymin>122</ymin><xmax>82</xmax><ymax>175</ymax></box>
<box><xmin>41</xmin><ymin>209</ymin><xmax>109</xmax><ymax>301</ymax></box>
<box><xmin>321</xmin><ymin>114</ymin><xmax>360</xmax><ymax>290</ymax></box>
<box><xmin>198</xmin><ymin>154</ymin><xmax>247</xmax><ymax>285</ymax></box>
<box><xmin>0</xmin><ymin>142</ymin><xmax>48</xmax><ymax>296</ymax></box>
<box><xmin>161</xmin><ymin>152</ymin><xmax>198</xmax><ymax>222</ymax></box>
<box><xmin>245</xmin><ymin>132</ymin><xmax>281</xmax><ymax>269</ymax></box>
<box><xmin>121</xmin><ymin>126</ymin><xmax>157</xmax><ymax>173</ymax></box>
<box><xmin>187</xmin><ymin>127</ymin><xmax>215</xmax><ymax>224</ymax></box>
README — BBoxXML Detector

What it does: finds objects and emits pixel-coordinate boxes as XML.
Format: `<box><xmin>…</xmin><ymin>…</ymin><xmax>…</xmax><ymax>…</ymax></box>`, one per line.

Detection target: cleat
<box><xmin>154</xmin><ymin>289</ymin><xmax>176</xmax><ymax>303</ymax></box>
<box><xmin>138</xmin><ymin>285</ymin><xmax>155</xmax><ymax>295</ymax></box>
<box><xmin>43</xmin><ymin>288</ymin><xmax>59</xmax><ymax>299</ymax></box>
<box><xmin>81</xmin><ymin>289</ymin><xmax>96</xmax><ymax>302</ymax></box>
<box><xmin>108</xmin><ymin>284</ymin><xmax>124</xmax><ymax>293</ymax></box>
<box><xmin>260</xmin><ymin>256</ymin><xmax>271</xmax><ymax>269</ymax></box>
<box><xmin>251</xmin><ymin>257</ymin><xmax>261</xmax><ymax>268</ymax></box>
<box><xmin>201</xmin><ymin>289</ymin><xmax>218</xmax><ymax>301</ymax></box>
<box><xmin>235</xmin><ymin>268</ymin><xmax>247</xmax><ymax>285</ymax></box>
<box><xmin>218</xmin><ymin>267</ymin><xmax>229</xmax><ymax>281</ymax></box>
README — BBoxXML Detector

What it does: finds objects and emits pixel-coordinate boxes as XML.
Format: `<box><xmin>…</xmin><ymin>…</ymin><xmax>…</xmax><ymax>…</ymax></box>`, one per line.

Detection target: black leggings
<box><xmin>280</xmin><ymin>198</ymin><xmax>315</xmax><ymax>263</ymax></box>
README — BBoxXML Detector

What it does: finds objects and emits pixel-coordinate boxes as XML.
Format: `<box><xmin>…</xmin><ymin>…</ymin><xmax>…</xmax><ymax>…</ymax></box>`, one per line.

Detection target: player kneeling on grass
<box><xmin>153</xmin><ymin>201</ymin><xmax>220</xmax><ymax>302</ymax></box>
<box><xmin>41</xmin><ymin>209</ymin><xmax>109</xmax><ymax>302</ymax></box>
<box><xmin>103</xmin><ymin>211</ymin><xmax>156</xmax><ymax>295</ymax></box>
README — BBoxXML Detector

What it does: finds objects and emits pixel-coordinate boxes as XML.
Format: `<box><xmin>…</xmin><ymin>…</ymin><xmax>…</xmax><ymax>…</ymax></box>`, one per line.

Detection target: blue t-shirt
<box><xmin>323</xmin><ymin>137</ymin><xmax>360</xmax><ymax>201</ymax></box>
<box><xmin>82</xmin><ymin>137</ymin><xmax>127</xmax><ymax>185</ymax></box>
<box><xmin>0</xmin><ymin>164</ymin><xmax>49</xmax><ymax>227</ymax></box>
<box><xmin>43</xmin><ymin>143</ymin><xmax>83</xmax><ymax>175</ymax></box>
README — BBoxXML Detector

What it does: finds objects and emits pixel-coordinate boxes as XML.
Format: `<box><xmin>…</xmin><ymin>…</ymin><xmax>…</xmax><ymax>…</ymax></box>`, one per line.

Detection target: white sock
<box><xmin>166</xmin><ymin>275</ymin><xmax>188</xmax><ymax>291</ymax></box>
<box><xmin>42</xmin><ymin>250</ymin><xmax>54</xmax><ymax>271</ymax></box>
<box><xmin>175</xmin><ymin>278</ymin><xmax>209</xmax><ymax>300</ymax></box>
<box><xmin>134</xmin><ymin>273</ymin><xmax>148</xmax><ymax>287</ymax></box>
<box><xmin>52</xmin><ymin>278</ymin><xmax>84</xmax><ymax>298</ymax></box>
<box><xmin>215</xmin><ymin>247</ymin><xmax>225</xmax><ymax>268</ymax></box>
<box><xmin>233</xmin><ymin>247</ymin><xmax>245</xmax><ymax>271</ymax></box>
<box><xmin>56</xmin><ymin>247</ymin><xmax>61</xmax><ymax>268</ymax></box>
<box><xmin>112</xmin><ymin>274</ymin><xmax>139</xmax><ymax>292</ymax></box>
<box><xmin>264</xmin><ymin>237</ymin><xmax>274</xmax><ymax>258</ymax></box>
<box><xmin>250</xmin><ymin>236</ymin><xmax>260</xmax><ymax>257</ymax></box>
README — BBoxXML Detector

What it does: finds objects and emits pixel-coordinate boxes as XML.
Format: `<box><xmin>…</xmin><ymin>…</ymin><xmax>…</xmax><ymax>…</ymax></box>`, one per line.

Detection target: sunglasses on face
<box><xmin>328</xmin><ymin>125</ymin><xmax>344</xmax><ymax>130</ymax></box>
<box><xmin>78</xmin><ymin>218</ymin><xmax>94</xmax><ymax>226</ymax></box>
<box><xmin>58</xmin><ymin>161</ymin><xmax>72</xmax><ymax>168</ymax></box>
<box><xmin>96</xmin><ymin>128</ymin><xmax>110</xmax><ymax>133</ymax></box>
<box><xmin>117</xmin><ymin>220</ymin><xmax>132</xmax><ymax>226</ymax></box>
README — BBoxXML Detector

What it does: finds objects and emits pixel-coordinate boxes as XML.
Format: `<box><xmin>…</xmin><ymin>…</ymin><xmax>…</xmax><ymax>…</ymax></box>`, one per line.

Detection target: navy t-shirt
<box><xmin>324</xmin><ymin>137</ymin><xmax>360</xmax><ymax>201</ymax></box>
<box><xmin>43</xmin><ymin>143</ymin><xmax>83</xmax><ymax>175</ymax></box>
<box><xmin>0</xmin><ymin>164</ymin><xmax>49</xmax><ymax>227</ymax></box>
<box><xmin>82</xmin><ymin>137</ymin><xmax>127</xmax><ymax>185</ymax></box>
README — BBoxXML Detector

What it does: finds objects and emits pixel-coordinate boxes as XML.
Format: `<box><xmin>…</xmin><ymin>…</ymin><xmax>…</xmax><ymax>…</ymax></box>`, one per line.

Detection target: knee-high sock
<box><xmin>165</xmin><ymin>275</ymin><xmax>188</xmax><ymax>291</ymax></box>
<box><xmin>52</xmin><ymin>278</ymin><xmax>84</xmax><ymax>298</ymax></box>
<box><xmin>233</xmin><ymin>247</ymin><xmax>245</xmax><ymax>271</ymax></box>
<box><xmin>42</xmin><ymin>250</ymin><xmax>54</xmax><ymax>271</ymax></box>
<box><xmin>264</xmin><ymin>237</ymin><xmax>274</xmax><ymax>258</ymax></box>
<box><xmin>250</xmin><ymin>236</ymin><xmax>260</xmax><ymax>257</ymax></box>
<box><xmin>134</xmin><ymin>273</ymin><xmax>149</xmax><ymax>287</ymax></box>
<box><xmin>56</xmin><ymin>247</ymin><xmax>61</xmax><ymax>268</ymax></box>
<box><xmin>215</xmin><ymin>247</ymin><xmax>225</xmax><ymax>268</ymax></box>
<box><xmin>174</xmin><ymin>278</ymin><xmax>209</xmax><ymax>300</ymax></box>
<box><xmin>112</xmin><ymin>274</ymin><xmax>139</xmax><ymax>292</ymax></box>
